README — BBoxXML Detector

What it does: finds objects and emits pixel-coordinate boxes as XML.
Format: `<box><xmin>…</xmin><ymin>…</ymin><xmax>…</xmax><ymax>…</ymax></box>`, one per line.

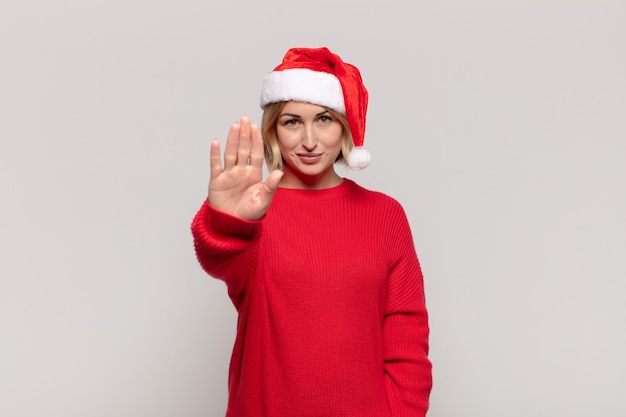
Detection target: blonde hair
<box><xmin>261</xmin><ymin>101</ymin><xmax>353</xmax><ymax>171</ymax></box>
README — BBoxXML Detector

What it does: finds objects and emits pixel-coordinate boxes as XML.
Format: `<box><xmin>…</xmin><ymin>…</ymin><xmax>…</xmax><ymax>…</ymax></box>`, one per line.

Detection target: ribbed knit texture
<box><xmin>191</xmin><ymin>179</ymin><xmax>432</xmax><ymax>417</ymax></box>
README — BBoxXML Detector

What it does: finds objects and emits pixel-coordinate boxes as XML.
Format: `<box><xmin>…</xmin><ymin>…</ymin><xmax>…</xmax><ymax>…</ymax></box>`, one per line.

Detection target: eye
<box><xmin>317</xmin><ymin>114</ymin><xmax>333</xmax><ymax>123</ymax></box>
<box><xmin>280</xmin><ymin>118</ymin><xmax>300</xmax><ymax>127</ymax></box>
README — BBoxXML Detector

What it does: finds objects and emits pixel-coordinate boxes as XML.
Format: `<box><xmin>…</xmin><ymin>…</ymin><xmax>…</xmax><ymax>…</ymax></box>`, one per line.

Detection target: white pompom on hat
<box><xmin>260</xmin><ymin>47</ymin><xmax>370</xmax><ymax>170</ymax></box>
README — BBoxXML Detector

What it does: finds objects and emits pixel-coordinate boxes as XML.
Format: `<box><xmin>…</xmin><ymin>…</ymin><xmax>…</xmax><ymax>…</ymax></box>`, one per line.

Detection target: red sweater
<box><xmin>191</xmin><ymin>179</ymin><xmax>432</xmax><ymax>417</ymax></box>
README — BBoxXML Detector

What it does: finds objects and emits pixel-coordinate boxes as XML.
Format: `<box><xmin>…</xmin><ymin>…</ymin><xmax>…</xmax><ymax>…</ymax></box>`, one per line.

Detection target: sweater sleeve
<box><xmin>190</xmin><ymin>199</ymin><xmax>262</xmax><ymax>306</ymax></box>
<box><xmin>383</xmin><ymin>204</ymin><xmax>432</xmax><ymax>417</ymax></box>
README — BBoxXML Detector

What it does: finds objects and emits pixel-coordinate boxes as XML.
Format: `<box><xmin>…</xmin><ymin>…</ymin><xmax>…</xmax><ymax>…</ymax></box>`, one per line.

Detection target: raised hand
<box><xmin>208</xmin><ymin>116</ymin><xmax>283</xmax><ymax>220</ymax></box>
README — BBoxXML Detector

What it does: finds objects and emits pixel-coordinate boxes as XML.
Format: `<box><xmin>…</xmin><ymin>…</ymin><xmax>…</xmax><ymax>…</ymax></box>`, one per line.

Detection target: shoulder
<box><xmin>346</xmin><ymin>181</ymin><xmax>416</xmax><ymax>252</ymax></box>
<box><xmin>346</xmin><ymin>179</ymin><xmax>404</xmax><ymax>207</ymax></box>
<box><xmin>345</xmin><ymin>179</ymin><xmax>408</xmax><ymax>218</ymax></box>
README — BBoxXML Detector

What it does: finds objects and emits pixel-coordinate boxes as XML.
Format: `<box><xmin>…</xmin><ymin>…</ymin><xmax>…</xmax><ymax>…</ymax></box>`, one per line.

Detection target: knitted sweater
<box><xmin>191</xmin><ymin>179</ymin><xmax>432</xmax><ymax>417</ymax></box>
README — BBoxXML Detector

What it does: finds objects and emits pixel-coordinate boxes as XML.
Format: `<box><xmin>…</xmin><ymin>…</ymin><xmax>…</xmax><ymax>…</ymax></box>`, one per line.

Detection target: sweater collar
<box><xmin>275</xmin><ymin>178</ymin><xmax>356</xmax><ymax>201</ymax></box>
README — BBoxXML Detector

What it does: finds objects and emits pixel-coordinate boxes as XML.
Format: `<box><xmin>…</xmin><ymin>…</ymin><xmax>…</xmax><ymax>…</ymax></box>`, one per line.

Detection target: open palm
<box><xmin>208</xmin><ymin>116</ymin><xmax>283</xmax><ymax>220</ymax></box>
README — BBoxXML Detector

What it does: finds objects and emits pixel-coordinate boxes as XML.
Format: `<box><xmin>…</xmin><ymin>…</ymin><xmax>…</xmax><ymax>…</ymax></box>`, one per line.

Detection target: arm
<box><xmin>191</xmin><ymin>200</ymin><xmax>262</xmax><ymax>305</ymax></box>
<box><xmin>191</xmin><ymin>116</ymin><xmax>283</xmax><ymax>304</ymax></box>
<box><xmin>383</xmin><ymin>205</ymin><xmax>433</xmax><ymax>416</ymax></box>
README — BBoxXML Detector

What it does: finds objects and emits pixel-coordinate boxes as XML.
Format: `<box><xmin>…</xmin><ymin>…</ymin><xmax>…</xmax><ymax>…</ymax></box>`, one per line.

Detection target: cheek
<box><xmin>276</xmin><ymin>129</ymin><xmax>292</xmax><ymax>149</ymax></box>
<box><xmin>325</xmin><ymin>127</ymin><xmax>344</xmax><ymax>148</ymax></box>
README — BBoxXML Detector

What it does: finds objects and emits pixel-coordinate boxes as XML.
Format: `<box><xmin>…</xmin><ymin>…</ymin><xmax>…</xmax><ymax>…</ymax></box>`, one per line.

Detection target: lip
<box><xmin>296</xmin><ymin>153</ymin><xmax>323</xmax><ymax>164</ymax></box>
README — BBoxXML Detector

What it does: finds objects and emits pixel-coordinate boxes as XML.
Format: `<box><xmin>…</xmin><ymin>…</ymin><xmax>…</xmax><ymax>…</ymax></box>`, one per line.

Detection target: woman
<box><xmin>191</xmin><ymin>47</ymin><xmax>432</xmax><ymax>417</ymax></box>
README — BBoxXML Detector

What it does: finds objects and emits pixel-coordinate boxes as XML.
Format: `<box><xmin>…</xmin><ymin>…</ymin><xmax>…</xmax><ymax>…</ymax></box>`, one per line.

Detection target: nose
<box><xmin>301</xmin><ymin>124</ymin><xmax>317</xmax><ymax>151</ymax></box>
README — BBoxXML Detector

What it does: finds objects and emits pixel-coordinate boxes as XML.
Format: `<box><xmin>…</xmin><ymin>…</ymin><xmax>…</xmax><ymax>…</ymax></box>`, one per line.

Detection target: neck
<box><xmin>279</xmin><ymin>166</ymin><xmax>343</xmax><ymax>190</ymax></box>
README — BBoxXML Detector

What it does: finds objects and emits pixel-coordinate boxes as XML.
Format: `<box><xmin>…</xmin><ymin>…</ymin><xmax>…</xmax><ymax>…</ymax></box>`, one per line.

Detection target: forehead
<box><xmin>282</xmin><ymin>100</ymin><xmax>327</xmax><ymax>115</ymax></box>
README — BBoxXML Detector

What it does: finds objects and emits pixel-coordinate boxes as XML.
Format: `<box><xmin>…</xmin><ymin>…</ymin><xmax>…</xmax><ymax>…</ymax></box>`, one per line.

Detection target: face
<box><xmin>276</xmin><ymin>101</ymin><xmax>345</xmax><ymax>189</ymax></box>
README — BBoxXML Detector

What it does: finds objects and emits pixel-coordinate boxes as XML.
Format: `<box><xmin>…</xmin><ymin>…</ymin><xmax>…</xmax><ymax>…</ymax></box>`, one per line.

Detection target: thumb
<box><xmin>264</xmin><ymin>170</ymin><xmax>284</xmax><ymax>194</ymax></box>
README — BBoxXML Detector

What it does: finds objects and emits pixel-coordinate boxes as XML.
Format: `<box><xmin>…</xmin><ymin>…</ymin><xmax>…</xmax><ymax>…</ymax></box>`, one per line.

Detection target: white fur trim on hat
<box><xmin>260</xmin><ymin>68</ymin><xmax>346</xmax><ymax>114</ymax></box>
<box><xmin>346</xmin><ymin>146</ymin><xmax>371</xmax><ymax>170</ymax></box>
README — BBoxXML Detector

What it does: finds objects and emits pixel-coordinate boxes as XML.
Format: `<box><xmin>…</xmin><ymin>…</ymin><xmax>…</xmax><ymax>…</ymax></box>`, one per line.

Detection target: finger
<box><xmin>249</xmin><ymin>123</ymin><xmax>265</xmax><ymax>168</ymax></box>
<box><xmin>264</xmin><ymin>169</ymin><xmax>284</xmax><ymax>194</ymax></box>
<box><xmin>209</xmin><ymin>139</ymin><xmax>223</xmax><ymax>179</ymax></box>
<box><xmin>223</xmin><ymin>121</ymin><xmax>240</xmax><ymax>169</ymax></box>
<box><xmin>237</xmin><ymin>116</ymin><xmax>252</xmax><ymax>167</ymax></box>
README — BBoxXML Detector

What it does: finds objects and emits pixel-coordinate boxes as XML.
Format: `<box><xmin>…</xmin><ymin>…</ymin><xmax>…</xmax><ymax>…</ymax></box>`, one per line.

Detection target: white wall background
<box><xmin>1</xmin><ymin>1</ymin><xmax>624</xmax><ymax>416</ymax></box>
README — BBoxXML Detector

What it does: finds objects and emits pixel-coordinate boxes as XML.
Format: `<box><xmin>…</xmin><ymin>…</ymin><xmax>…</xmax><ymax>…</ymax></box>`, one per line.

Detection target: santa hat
<box><xmin>259</xmin><ymin>47</ymin><xmax>370</xmax><ymax>170</ymax></box>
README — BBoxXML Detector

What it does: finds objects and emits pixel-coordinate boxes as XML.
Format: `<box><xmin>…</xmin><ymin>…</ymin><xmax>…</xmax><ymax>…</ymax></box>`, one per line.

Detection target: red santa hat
<box><xmin>259</xmin><ymin>47</ymin><xmax>371</xmax><ymax>170</ymax></box>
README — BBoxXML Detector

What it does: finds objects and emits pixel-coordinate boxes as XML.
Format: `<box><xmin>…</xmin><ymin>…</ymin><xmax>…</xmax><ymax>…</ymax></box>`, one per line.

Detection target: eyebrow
<box><xmin>279</xmin><ymin>109</ymin><xmax>330</xmax><ymax>118</ymax></box>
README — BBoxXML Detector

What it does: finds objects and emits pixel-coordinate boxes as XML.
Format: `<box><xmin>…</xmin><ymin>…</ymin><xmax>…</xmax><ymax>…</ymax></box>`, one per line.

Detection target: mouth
<box><xmin>296</xmin><ymin>153</ymin><xmax>323</xmax><ymax>164</ymax></box>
